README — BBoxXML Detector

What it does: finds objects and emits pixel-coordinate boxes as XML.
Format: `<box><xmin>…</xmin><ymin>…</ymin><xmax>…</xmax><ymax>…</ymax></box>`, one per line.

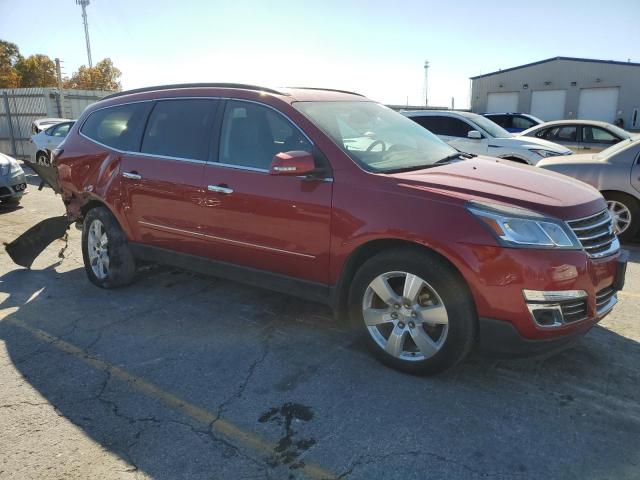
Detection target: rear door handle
<box><xmin>122</xmin><ymin>171</ymin><xmax>142</xmax><ymax>180</ymax></box>
<box><xmin>208</xmin><ymin>184</ymin><xmax>234</xmax><ymax>194</ymax></box>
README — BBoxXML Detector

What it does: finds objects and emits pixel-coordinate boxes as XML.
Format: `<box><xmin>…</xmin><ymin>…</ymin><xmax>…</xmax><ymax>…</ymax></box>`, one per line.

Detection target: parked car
<box><xmin>520</xmin><ymin>120</ymin><xmax>636</xmax><ymax>154</ymax></box>
<box><xmin>483</xmin><ymin>113</ymin><xmax>543</xmax><ymax>133</ymax></box>
<box><xmin>31</xmin><ymin>120</ymin><xmax>76</xmax><ymax>164</ymax></box>
<box><xmin>30</xmin><ymin>118</ymin><xmax>70</xmax><ymax>135</ymax></box>
<box><xmin>0</xmin><ymin>152</ymin><xmax>27</xmax><ymax>206</ymax></box>
<box><xmin>403</xmin><ymin>110</ymin><xmax>572</xmax><ymax>165</ymax></box>
<box><xmin>538</xmin><ymin>138</ymin><xmax>640</xmax><ymax>241</ymax></box>
<box><xmin>44</xmin><ymin>84</ymin><xmax>624</xmax><ymax>375</ymax></box>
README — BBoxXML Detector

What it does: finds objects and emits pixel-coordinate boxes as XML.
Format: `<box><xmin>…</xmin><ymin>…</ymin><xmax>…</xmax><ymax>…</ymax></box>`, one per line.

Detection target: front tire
<box><xmin>348</xmin><ymin>248</ymin><xmax>476</xmax><ymax>375</ymax></box>
<box><xmin>604</xmin><ymin>192</ymin><xmax>639</xmax><ymax>242</ymax></box>
<box><xmin>82</xmin><ymin>207</ymin><xmax>136</xmax><ymax>288</ymax></box>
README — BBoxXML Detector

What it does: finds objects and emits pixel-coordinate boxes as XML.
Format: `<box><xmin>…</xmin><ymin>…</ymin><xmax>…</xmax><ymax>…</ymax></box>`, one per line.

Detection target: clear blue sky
<box><xmin>1</xmin><ymin>0</ymin><xmax>639</xmax><ymax>107</ymax></box>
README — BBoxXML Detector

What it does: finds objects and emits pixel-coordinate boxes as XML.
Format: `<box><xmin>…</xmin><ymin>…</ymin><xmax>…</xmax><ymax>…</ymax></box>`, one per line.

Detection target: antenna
<box><xmin>423</xmin><ymin>60</ymin><xmax>429</xmax><ymax>108</ymax></box>
<box><xmin>76</xmin><ymin>0</ymin><xmax>93</xmax><ymax>67</ymax></box>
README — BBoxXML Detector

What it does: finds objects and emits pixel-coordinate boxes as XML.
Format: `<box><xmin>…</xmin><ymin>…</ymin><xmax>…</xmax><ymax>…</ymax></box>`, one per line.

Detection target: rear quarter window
<box><xmin>81</xmin><ymin>102</ymin><xmax>153</xmax><ymax>151</ymax></box>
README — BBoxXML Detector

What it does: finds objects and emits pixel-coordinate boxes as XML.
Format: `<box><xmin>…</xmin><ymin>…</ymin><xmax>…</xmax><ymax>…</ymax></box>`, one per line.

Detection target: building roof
<box><xmin>470</xmin><ymin>56</ymin><xmax>640</xmax><ymax>80</ymax></box>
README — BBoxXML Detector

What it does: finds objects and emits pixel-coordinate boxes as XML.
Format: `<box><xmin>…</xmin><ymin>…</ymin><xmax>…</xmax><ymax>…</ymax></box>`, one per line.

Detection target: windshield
<box><xmin>467</xmin><ymin>113</ymin><xmax>512</xmax><ymax>138</ymax></box>
<box><xmin>596</xmin><ymin>137</ymin><xmax>639</xmax><ymax>158</ymax></box>
<box><xmin>293</xmin><ymin>101</ymin><xmax>457</xmax><ymax>173</ymax></box>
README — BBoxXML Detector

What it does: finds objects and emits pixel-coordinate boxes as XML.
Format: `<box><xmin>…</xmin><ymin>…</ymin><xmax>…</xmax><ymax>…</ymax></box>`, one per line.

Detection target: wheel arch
<box><xmin>331</xmin><ymin>238</ymin><xmax>475</xmax><ymax>321</ymax></box>
<box><xmin>77</xmin><ymin>197</ymin><xmax>131</xmax><ymax>239</ymax></box>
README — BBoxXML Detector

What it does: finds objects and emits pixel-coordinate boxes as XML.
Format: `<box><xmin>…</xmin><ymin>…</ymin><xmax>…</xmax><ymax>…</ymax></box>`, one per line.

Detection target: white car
<box><xmin>31</xmin><ymin>120</ymin><xmax>75</xmax><ymax>165</ymax></box>
<box><xmin>30</xmin><ymin>118</ymin><xmax>70</xmax><ymax>135</ymax></box>
<box><xmin>403</xmin><ymin>110</ymin><xmax>572</xmax><ymax>165</ymax></box>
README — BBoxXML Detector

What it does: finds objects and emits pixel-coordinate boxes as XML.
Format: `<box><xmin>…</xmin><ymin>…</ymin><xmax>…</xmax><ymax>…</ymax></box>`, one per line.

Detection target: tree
<box><xmin>63</xmin><ymin>58</ymin><xmax>122</xmax><ymax>91</ymax></box>
<box><xmin>15</xmin><ymin>54</ymin><xmax>57</xmax><ymax>87</ymax></box>
<box><xmin>0</xmin><ymin>40</ymin><xmax>22</xmax><ymax>88</ymax></box>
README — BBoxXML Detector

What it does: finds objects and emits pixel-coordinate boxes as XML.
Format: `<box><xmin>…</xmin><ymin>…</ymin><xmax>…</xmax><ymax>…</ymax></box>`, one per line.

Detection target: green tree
<box><xmin>64</xmin><ymin>58</ymin><xmax>121</xmax><ymax>91</ymax></box>
<box><xmin>15</xmin><ymin>54</ymin><xmax>57</xmax><ymax>87</ymax></box>
<box><xmin>0</xmin><ymin>40</ymin><xmax>22</xmax><ymax>88</ymax></box>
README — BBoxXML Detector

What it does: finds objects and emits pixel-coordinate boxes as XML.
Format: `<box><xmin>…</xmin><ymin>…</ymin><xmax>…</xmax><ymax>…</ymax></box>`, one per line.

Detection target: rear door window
<box><xmin>219</xmin><ymin>100</ymin><xmax>311</xmax><ymax>170</ymax></box>
<box><xmin>582</xmin><ymin>126</ymin><xmax>618</xmax><ymax>144</ymax></box>
<box><xmin>141</xmin><ymin>99</ymin><xmax>218</xmax><ymax>161</ymax></box>
<box><xmin>81</xmin><ymin>102</ymin><xmax>152</xmax><ymax>151</ymax></box>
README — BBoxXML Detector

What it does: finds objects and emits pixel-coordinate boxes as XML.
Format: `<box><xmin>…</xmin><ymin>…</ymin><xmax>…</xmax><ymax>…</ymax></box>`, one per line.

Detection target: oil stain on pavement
<box><xmin>259</xmin><ymin>402</ymin><xmax>317</xmax><ymax>474</ymax></box>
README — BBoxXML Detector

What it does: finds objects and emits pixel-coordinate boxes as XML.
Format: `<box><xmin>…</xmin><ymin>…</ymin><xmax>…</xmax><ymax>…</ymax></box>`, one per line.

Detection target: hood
<box><xmin>537</xmin><ymin>153</ymin><xmax>601</xmax><ymax>167</ymax></box>
<box><xmin>491</xmin><ymin>135</ymin><xmax>571</xmax><ymax>153</ymax></box>
<box><xmin>391</xmin><ymin>156</ymin><xmax>604</xmax><ymax>219</ymax></box>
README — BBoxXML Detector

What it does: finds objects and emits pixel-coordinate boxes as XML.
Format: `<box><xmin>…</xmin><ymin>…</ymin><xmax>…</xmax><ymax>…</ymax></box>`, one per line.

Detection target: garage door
<box><xmin>486</xmin><ymin>92</ymin><xmax>519</xmax><ymax>113</ymax></box>
<box><xmin>530</xmin><ymin>90</ymin><xmax>566</xmax><ymax>121</ymax></box>
<box><xmin>578</xmin><ymin>87</ymin><xmax>619</xmax><ymax>122</ymax></box>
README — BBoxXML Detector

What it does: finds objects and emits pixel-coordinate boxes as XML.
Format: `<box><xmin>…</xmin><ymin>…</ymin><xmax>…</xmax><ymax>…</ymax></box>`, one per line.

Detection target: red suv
<box><xmin>52</xmin><ymin>84</ymin><xmax>626</xmax><ymax>374</ymax></box>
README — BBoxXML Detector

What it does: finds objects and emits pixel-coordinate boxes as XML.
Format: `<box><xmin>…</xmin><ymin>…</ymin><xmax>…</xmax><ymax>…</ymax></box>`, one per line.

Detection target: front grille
<box><xmin>567</xmin><ymin>209</ymin><xmax>617</xmax><ymax>257</ymax></box>
<box><xmin>559</xmin><ymin>299</ymin><xmax>588</xmax><ymax>323</ymax></box>
<box><xmin>0</xmin><ymin>186</ymin><xmax>11</xmax><ymax>196</ymax></box>
<box><xmin>596</xmin><ymin>285</ymin><xmax>617</xmax><ymax>314</ymax></box>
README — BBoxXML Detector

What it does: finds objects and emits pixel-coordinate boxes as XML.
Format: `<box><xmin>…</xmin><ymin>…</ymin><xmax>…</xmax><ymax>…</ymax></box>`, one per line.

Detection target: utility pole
<box><xmin>55</xmin><ymin>58</ymin><xmax>65</xmax><ymax>117</ymax></box>
<box><xmin>76</xmin><ymin>0</ymin><xmax>93</xmax><ymax>67</ymax></box>
<box><xmin>451</xmin><ymin>96</ymin><xmax>454</xmax><ymax>110</ymax></box>
<box><xmin>423</xmin><ymin>60</ymin><xmax>429</xmax><ymax>108</ymax></box>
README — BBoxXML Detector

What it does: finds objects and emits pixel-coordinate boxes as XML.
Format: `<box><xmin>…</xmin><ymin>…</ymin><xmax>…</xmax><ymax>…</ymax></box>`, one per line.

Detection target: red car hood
<box><xmin>391</xmin><ymin>156</ymin><xmax>605</xmax><ymax>219</ymax></box>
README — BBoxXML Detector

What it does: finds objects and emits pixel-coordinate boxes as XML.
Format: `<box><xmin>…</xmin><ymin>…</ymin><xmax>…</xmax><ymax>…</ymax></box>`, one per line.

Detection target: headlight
<box><xmin>467</xmin><ymin>201</ymin><xmax>581</xmax><ymax>249</ymax></box>
<box><xmin>529</xmin><ymin>149</ymin><xmax>564</xmax><ymax>158</ymax></box>
<box><xmin>0</xmin><ymin>162</ymin><xmax>8</xmax><ymax>176</ymax></box>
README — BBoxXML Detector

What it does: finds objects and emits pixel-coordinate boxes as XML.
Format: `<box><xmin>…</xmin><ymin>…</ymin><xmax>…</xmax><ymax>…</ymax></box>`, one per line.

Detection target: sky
<box><xmin>1</xmin><ymin>0</ymin><xmax>639</xmax><ymax>108</ymax></box>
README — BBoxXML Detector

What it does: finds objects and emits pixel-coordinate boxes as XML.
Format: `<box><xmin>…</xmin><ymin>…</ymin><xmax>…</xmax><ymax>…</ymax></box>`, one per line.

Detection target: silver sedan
<box><xmin>537</xmin><ymin>138</ymin><xmax>640</xmax><ymax>241</ymax></box>
<box><xmin>520</xmin><ymin>120</ymin><xmax>636</xmax><ymax>154</ymax></box>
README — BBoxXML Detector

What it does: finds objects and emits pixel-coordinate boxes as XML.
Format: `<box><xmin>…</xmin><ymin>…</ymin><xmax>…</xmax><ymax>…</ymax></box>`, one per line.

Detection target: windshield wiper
<box><xmin>434</xmin><ymin>152</ymin><xmax>476</xmax><ymax>164</ymax></box>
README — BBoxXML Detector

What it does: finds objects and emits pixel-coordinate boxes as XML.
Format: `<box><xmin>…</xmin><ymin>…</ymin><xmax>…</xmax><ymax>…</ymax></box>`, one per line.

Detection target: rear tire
<box><xmin>82</xmin><ymin>207</ymin><xmax>136</xmax><ymax>288</ymax></box>
<box><xmin>348</xmin><ymin>247</ymin><xmax>476</xmax><ymax>375</ymax></box>
<box><xmin>603</xmin><ymin>192</ymin><xmax>640</xmax><ymax>242</ymax></box>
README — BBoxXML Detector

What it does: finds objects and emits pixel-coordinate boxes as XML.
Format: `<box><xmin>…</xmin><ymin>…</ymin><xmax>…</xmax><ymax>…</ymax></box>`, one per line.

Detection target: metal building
<box><xmin>470</xmin><ymin>57</ymin><xmax>640</xmax><ymax>129</ymax></box>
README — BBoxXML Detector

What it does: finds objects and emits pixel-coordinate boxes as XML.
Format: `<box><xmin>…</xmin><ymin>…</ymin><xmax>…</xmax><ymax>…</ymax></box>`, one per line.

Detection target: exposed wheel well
<box><xmin>601</xmin><ymin>190</ymin><xmax>640</xmax><ymax>206</ymax></box>
<box><xmin>332</xmin><ymin>239</ymin><xmax>469</xmax><ymax>320</ymax></box>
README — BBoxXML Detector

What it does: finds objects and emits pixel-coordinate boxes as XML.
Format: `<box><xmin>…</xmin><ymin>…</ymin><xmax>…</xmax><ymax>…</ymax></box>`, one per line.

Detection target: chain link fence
<box><xmin>0</xmin><ymin>87</ymin><xmax>110</xmax><ymax>160</ymax></box>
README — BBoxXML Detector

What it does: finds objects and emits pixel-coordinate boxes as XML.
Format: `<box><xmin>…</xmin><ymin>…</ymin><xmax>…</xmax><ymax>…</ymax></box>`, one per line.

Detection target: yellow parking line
<box><xmin>2</xmin><ymin>314</ymin><xmax>336</xmax><ymax>480</ymax></box>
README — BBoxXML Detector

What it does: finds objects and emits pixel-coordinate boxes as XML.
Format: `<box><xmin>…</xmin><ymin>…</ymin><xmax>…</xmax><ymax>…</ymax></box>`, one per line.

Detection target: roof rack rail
<box><xmin>286</xmin><ymin>87</ymin><xmax>365</xmax><ymax>97</ymax></box>
<box><xmin>101</xmin><ymin>83</ymin><xmax>286</xmax><ymax>101</ymax></box>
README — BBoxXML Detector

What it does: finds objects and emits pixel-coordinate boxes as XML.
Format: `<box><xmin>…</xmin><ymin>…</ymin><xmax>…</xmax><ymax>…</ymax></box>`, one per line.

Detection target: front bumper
<box><xmin>0</xmin><ymin>170</ymin><xmax>27</xmax><ymax>200</ymax></box>
<box><xmin>455</xmin><ymin>244</ymin><xmax>626</xmax><ymax>345</ymax></box>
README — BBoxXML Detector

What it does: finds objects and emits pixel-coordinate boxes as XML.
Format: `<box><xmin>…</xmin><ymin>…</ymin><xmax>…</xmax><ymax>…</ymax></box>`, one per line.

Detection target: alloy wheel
<box><xmin>362</xmin><ymin>271</ymin><xmax>449</xmax><ymax>362</ymax></box>
<box><xmin>87</xmin><ymin>219</ymin><xmax>109</xmax><ymax>280</ymax></box>
<box><xmin>607</xmin><ymin>200</ymin><xmax>632</xmax><ymax>235</ymax></box>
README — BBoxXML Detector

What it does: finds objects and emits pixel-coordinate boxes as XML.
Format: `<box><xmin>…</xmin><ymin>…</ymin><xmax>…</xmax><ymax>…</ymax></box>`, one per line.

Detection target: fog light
<box><xmin>530</xmin><ymin>308</ymin><xmax>562</xmax><ymax>327</ymax></box>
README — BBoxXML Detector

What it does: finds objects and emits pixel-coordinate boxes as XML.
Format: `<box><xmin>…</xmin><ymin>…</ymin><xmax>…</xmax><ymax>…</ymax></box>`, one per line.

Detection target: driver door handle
<box><xmin>122</xmin><ymin>171</ymin><xmax>142</xmax><ymax>180</ymax></box>
<box><xmin>208</xmin><ymin>184</ymin><xmax>234</xmax><ymax>194</ymax></box>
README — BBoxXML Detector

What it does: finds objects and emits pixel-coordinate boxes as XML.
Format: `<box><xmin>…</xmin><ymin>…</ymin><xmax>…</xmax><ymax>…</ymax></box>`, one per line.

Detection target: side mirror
<box><xmin>467</xmin><ymin>130</ymin><xmax>482</xmax><ymax>139</ymax></box>
<box><xmin>269</xmin><ymin>151</ymin><xmax>316</xmax><ymax>176</ymax></box>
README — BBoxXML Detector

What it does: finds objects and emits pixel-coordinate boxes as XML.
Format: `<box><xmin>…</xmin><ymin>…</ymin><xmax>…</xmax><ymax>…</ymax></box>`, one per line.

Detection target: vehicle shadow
<box><xmin>1</xmin><ymin>263</ymin><xmax>639</xmax><ymax>479</ymax></box>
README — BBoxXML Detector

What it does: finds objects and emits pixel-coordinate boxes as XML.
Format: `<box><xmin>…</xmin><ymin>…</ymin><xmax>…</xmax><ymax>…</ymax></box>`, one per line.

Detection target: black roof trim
<box><xmin>101</xmin><ymin>83</ymin><xmax>286</xmax><ymax>101</ymax></box>
<box><xmin>470</xmin><ymin>56</ymin><xmax>640</xmax><ymax>80</ymax></box>
<box><xmin>286</xmin><ymin>87</ymin><xmax>365</xmax><ymax>97</ymax></box>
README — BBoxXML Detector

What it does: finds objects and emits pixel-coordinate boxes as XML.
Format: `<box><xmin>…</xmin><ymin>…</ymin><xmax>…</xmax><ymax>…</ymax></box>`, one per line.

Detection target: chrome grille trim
<box><xmin>566</xmin><ymin>209</ymin><xmax>619</xmax><ymax>258</ymax></box>
<box><xmin>596</xmin><ymin>286</ymin><xmax>618</xmax><ymax>316</ymax></box>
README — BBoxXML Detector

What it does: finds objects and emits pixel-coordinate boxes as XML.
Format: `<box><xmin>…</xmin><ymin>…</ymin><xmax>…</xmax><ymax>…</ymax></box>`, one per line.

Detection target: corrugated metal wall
<box><xmin>0</xmin><ymin>87</ymin><xmax>110</xmax><ymax>159</ymax></box>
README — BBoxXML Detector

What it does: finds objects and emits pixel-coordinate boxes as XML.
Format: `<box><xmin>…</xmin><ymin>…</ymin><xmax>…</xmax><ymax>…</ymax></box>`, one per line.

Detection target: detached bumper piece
<box><xmin>4</xmin><ymin>215</ymin><xmax>70</xmax><ymax>268</ymax></box>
